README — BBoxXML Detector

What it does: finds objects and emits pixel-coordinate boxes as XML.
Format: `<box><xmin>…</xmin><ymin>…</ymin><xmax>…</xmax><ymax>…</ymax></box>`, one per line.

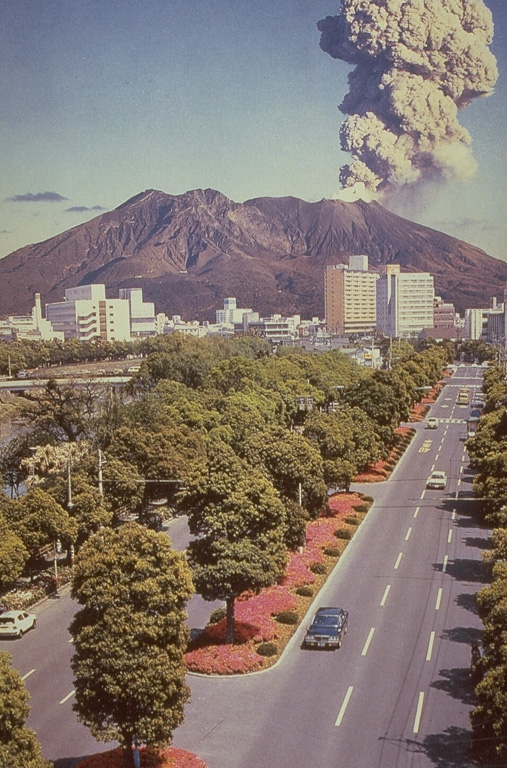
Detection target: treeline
<box><xmin>467</xmin><ymin>362</ymin><xmax>507</xmax><ymax>762</ymax></box>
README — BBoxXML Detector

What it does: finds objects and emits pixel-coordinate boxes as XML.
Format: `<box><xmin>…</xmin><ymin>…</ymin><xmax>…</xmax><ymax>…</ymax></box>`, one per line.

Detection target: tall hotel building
<box><xmin>376</xmin><ymin>265</ymin><xmax>434</xmax><ymax>338</ymax></box>
<box><xmin>325</xmin><ymin>255</ymin><xmax>378</xmax><ymax>336</ymax></box>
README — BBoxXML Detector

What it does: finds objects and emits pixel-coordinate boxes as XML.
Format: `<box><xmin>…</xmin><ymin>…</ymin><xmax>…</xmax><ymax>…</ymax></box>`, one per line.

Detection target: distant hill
<box><xmin>0</xmin><ymin>187</ymin><xmax>505</xmax><ymax>320</ymax></box>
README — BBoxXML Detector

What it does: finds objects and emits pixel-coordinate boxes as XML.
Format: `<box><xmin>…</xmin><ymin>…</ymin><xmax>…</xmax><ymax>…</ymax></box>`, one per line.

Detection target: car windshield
<box><xmin>313</xmin><ymin>615</ymin><xmax>340</xmax><ymax>626</ymax></box>
<box><xmin>0</xmin><ymin>617</ymin><xmax>15</xmax><ymax>624</ymax></box>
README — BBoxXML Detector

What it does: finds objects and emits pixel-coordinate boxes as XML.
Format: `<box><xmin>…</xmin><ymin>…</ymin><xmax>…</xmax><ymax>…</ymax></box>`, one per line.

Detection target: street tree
<box><xmin>70</xmin><ymin>523</ymin><xmax>193</xmax><ymax>768</ymax></box>
<box><xmin>0</xmin><ymin>510</ymin><xmax>27</xmax><ymax>590</ymax></box>
<box><xmin>0</xmin><ymin>651</ymin><xmax>52</xmax><ymax>768</ymax></box>
<box><xmin>178</xmin><ymin>441</ymin><xmax>288</xmax><ymax>643</ymax></box>
<box><xmin>3</xmin><ymin>488</ymin><xmax>76</xmax><ymax>569</ymax></box>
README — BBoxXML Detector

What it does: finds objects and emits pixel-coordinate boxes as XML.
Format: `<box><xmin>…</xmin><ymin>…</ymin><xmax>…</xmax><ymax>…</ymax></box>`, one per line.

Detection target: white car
<box><xmin>426</xmin><ymin>470</ymin><xmax>447</xmax><ymax>490</ymax></box>
<box><xmin>0</xmin><ymin>610</ymin><xmax>37</xmax><ymax>638</ymax></box>
<box><xmin>426</xmin><ymin>417</ymin><xmax>439</xmax><ymax>429</ymax></box>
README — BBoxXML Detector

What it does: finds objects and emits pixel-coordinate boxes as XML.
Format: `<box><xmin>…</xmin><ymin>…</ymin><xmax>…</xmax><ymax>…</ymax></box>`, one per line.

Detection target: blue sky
<box><xmin>1</xmin><ymin>0</ymin><xmax>506</xmax><ymax>263</ymax></box>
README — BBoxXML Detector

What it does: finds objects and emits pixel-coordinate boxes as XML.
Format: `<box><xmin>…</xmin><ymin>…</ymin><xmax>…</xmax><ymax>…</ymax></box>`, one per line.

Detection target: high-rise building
<box><xmin>376</xmin><ymin>265</ymin><xmax>434</xmax><ymax>338</ymax></box>
<box><xmin>325</xmin><ymin>257</ymin><xmax>378</xmax><ymax>336</ymax></box>
<box><xmin>215</xmin><ymin>297</ymin><xmax>253</xmax><ymax>324</ymax></box>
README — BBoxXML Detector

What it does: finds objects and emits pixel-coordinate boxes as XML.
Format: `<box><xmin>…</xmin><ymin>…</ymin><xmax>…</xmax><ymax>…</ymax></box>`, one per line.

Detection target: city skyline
<box><xmin>1</xmin><ymin>1</ymin><xmax>506</xmax><ymax>262</ymax></box>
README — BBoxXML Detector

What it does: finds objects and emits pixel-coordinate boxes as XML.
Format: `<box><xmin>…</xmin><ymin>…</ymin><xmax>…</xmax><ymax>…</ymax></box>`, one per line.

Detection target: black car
<box><xmin>303</xmin><ymin>606</ymin><xmax>349</xmax><ymax>649</ymax></box>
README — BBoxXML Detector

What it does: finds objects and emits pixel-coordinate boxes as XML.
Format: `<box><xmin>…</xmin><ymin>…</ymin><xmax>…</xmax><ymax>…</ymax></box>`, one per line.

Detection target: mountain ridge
<box><xmin>0</xmin><ymin>188</ymin><xmax>505</xmax><ymax>321</ymax></box>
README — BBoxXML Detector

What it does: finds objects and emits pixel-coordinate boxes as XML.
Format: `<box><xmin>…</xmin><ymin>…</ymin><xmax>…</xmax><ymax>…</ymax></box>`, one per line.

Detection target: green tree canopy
<box><xmin>178</xmin><ymin>440</ymin><xmax>287</xmax><ymax>643</ymax></box>
<box><xmin>70</xmin><ymin>524</ymin><xmax>193</xmax><ymax>768</ymax></box>
<box><xmin>0</xmin><ymin>511</ymin><xmax>28</xmax><ymax>590</ymax></box>
<box><xmin>0</xmin><ymin>651</ymin><xmax>52</xmax><ymax>768</ymax></box>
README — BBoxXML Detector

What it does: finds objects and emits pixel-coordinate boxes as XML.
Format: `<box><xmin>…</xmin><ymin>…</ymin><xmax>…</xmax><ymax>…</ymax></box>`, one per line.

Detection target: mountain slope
<box><xmin>0</xmin><ymin>188</ymin><xmax>505</xmax><ymax>320</ymax></box>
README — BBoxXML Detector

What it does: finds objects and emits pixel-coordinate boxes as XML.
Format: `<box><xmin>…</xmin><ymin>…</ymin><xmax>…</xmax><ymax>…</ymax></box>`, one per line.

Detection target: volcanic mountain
<box><xmin>0</xmin><ymin>188</ymin><xmax>506</xmax><ymax>320</ymax></box>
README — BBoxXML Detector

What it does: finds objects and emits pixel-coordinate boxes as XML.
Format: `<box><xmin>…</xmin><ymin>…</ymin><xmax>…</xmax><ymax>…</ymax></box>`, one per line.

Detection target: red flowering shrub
<box><xmin>76</xmin><ymin>746</ymin><xmax>206</xmax><ymax>768</ymax></box>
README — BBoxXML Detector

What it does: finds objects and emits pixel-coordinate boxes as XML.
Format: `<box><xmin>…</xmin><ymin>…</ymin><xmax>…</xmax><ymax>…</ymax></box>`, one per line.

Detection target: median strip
<box><xmin>335</xmin><ymin>686</ymin><xmax>354</xmax><ymax>727</ymax></box>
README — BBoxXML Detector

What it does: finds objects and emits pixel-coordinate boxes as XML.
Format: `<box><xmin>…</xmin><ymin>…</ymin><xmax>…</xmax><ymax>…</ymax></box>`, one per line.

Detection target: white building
<box><xmin>376</xmin><ymin>265</ymin><xmax>434</xmax><ymax>338</ymax></box>
<box><xmin>118</xmin><ymin>288</ymin><xmax>156</xmax><ymax>336</ymax></box>
<box><xmin>45</xmin><ymin>285</ymin><xmax>131</xmax><ymax>341</ymax></box>
<box><xmin>216</xmin><ymin>297</ymin><xmax>253</xmax><ymax>324</ymax></box>
<box><xmin>325</xmin><ymin>257</ymin><xmax>378</xmax><ymax>336</ymax></box>
<box><xmin>0</xmin><ymin>293</ymin><xmax>63</xmax><ymax>341</ymax></box>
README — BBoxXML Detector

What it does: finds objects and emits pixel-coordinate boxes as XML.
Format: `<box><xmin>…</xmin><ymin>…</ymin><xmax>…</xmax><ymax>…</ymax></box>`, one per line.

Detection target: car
<box><xmin>0</xmin><ymin>610</ymin><xmax>36</xmax><ymax>638</ymax></box>
<box><xmin>426</xmin><ymin>417</ymin><xmax>439</xmax><ymax>429</ymax></box>
<box><xmin>426</xmin><ymin>470</ymin><xmax>447</xmax><ymax>490</ymax></box>
<box><xmin>303</xmin><ymin>606</ymin><xmax>349</xmax><ymax>650</ymax></box>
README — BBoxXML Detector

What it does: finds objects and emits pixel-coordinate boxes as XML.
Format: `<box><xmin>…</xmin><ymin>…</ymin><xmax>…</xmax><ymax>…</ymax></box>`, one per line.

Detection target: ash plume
<box><xmin>318</xmin><ymin>0</ymin><xmax>498</xmax><ymax>196</ymax></box>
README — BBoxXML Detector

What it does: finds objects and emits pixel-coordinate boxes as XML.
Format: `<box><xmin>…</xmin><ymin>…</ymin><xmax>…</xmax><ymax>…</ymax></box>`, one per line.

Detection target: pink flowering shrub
<box><xmin>76</xmin><ymin>746</ymin><xmax>206</xmax><ymax>768</ymax></box>
<box><xmin>185</xmin><ymin>642</ymin><xmax>265</xmax><ymax>674</ymax></box>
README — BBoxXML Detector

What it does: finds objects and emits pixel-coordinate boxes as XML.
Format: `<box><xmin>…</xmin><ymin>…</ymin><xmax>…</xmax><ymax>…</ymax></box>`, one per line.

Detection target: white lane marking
<box><xmin>413</xmin><ymin>507</ymin><xmax>420</xmax><ymax>519</ymax></box>
<box><xmin>457</xmin><ymin>478</ymin><xmax>461</xmax><ymax>487</ymax></box>
<box><xmin>431</xmin><ymin>463</ymin><xmax>436</xmax><ymax>472</ymax></box>
<box><xmin>335</xmin><ymin>686</ymin><xmax>354</xmax><ymax>727</ymax></box>
<box><xmin>452</xmin><ymin>510</ymin><xmax>456</xmax><ymax>521</ymax></box>
<box><xmin>435</xmin><ymin>588</ymin><xmax>443</xmax><ymax>610</ymax></box>
<box><xmin>448</xmin><ymin>529</ymin><xmax>453</xmax><ymax>544</ymax></box>
<box><xmin>420</xmin><ymin>490</ymin><xmax>426</xmax><ymax>500</ymax></box>
<box><xmin>394</xmin><ymin>552</ymin><xmax>403</xmax><ymax>570</ymax></box>
<box><xmin>443</xmin><ymin>554</ymin><xmax>448</xmax><ymax>573</ymax></box>
<box><xmin>21</xmin><ymin>669</ymin><xmax>36</xmax><ymax>681</ymax></box>
<box><xmin>413</xmin><ymin>692</ymin><xmax>425</xmax><ymax>733</ymax></box>
<box><xmin>380</xmin><ymin>584</ymin><xmax>391</xmax><ymax>607</ymax></box>
<box><xmin>460</xmin><ymin>466</ymin><xmax>464</xmax><ymax>474</ymax></box>
<box><xmin>59</xmin><ymin>690</ymin><xmax>75</xmax><ymax>705</ymax></box>
<box><xmin>426</xmin><ymin>631</ymin><xmax>436</xmax><ymax>661</ymax></box>
<box><xmin>361</xmin><ymin>628</ymin><xmax>375</xmax><ymax>657</ymax></box>
<box><xmin>405</xmin><ymin>527</ymin><xmax>412</xmax><ymax>541</ymax></box>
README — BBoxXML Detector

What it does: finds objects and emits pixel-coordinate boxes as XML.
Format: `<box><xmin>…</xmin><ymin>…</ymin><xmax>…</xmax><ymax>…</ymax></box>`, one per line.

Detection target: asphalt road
<box><xmin>1</xmin><ymin>364</ymin><xmax>490</xmax><ymax>768</ymax></box>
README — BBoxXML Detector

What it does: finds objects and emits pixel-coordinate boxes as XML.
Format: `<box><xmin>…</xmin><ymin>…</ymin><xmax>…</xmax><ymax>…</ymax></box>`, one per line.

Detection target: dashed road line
<box><xmin>443</xmin><ymin>554</ymin><xmax>449</xmax><ymax>573</ymax></box>
<box><xmin>335</xmin><ymin>686</ymin><xmax>354</xmax><ymax>727</ymax></box>
<box><xmin>405</xmin><ymin>527</ymin><xmax>412</xmax><ymax>541</ymax></box>
<box><xmin>413</xmin><ymin>507</ymin><xmax>420</xmax><ymax>519</ymax></box>
<box><xmin>394</xmin><ymin>553</ymin><xmax>403</xmax><ymax>570</ymax></box>
<box><xmin>426</xmin><ymin>631</ymin><xmax>436</xmax><ymax>661</ymax></box>
<box><xmin>380</xmin><ymin>584</ymin><xmax>391</xmax><ymax>607</ymax></box>
<box><xmin>448</xmin><ymin>529</ymin><xmax>453</xmax><ymax>544</ymax></box>
<box><xmin>21</xmin><ymin>669</ymin><xmax>36</xmax><ymax>681</ymax></box>
<box><xmin>435</xmin><ymin>588</ymin><xmax>443</xmax><ymax>610</ymax></box>
<box><xmin>59</xmin><ymin>690</ymin><xmax>75</xmax><ymax>705</ymax></box>
<box><xmin>413</xmin><ymin>692</ymin><xmax>425</xmax><ymax>734</ymax></box>
<box><xmin>361</xmin><ymin>628</ymin><xmax>375</xmax><ymax>657</ymax></box>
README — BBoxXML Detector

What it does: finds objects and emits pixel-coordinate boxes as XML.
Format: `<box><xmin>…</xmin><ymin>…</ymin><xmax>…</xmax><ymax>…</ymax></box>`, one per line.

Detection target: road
<box><xmin>1</xmin><ymin>364</ymin><xmax>489</xmax><ymax>768</ymax></box>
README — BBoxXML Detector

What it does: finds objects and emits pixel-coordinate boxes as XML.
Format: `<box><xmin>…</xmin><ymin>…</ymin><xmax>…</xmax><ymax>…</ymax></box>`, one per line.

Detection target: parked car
<box><xmin>426</xmin><ymin>417</ymin><xmax>439</xmax><ymax>429</ymax></box>
<box><xmin>303</xmin><ymin>606</ymin><xmax>349</xmax><ymax>649</ymax></box>
<box><xmin>426</xmin><ymin>470</ymin><xmax>447</xmax><ymax>490</ymax></box>
<box><xmin>0</xmin><ymin>610</ymin><xmax>37</xmax><ymax>638</ymax></box>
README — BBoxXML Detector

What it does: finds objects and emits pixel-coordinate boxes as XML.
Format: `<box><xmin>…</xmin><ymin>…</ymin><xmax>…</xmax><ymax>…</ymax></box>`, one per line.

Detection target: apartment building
<box><xmin>376</xmin><ymin>265</ymin><xmax>434</xmax><ymax>338</ymax></box>
<box><xmin>325</xmin><ymin>256</ymin><xmax>378</xmax><ymax>336</ymax></box>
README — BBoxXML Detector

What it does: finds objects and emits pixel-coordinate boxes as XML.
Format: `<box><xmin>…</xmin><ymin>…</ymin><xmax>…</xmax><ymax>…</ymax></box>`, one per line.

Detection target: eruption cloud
<box><xmin>318</xmin><ymin>0</ymin><xmax>498</xmax><ymax>197</ymax></box>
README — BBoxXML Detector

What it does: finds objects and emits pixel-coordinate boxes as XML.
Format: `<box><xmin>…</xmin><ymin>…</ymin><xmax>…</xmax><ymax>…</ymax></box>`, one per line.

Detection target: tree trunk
<box><xmin>122</xmin><ymin>739</ymin><xmax>135</xmax><ymax>768</ymax></box>
<box><xmin>225</xmin><ymin>595</ymin><xmax>235</xmax><ymax>644</ymax></box>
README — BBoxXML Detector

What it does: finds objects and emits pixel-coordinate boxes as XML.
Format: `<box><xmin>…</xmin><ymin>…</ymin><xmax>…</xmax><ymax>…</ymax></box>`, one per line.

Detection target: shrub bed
<box><xmin>76</xmin><ymin>747</ymin><xmax>207</xmax><ymax>768</ymax></box>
